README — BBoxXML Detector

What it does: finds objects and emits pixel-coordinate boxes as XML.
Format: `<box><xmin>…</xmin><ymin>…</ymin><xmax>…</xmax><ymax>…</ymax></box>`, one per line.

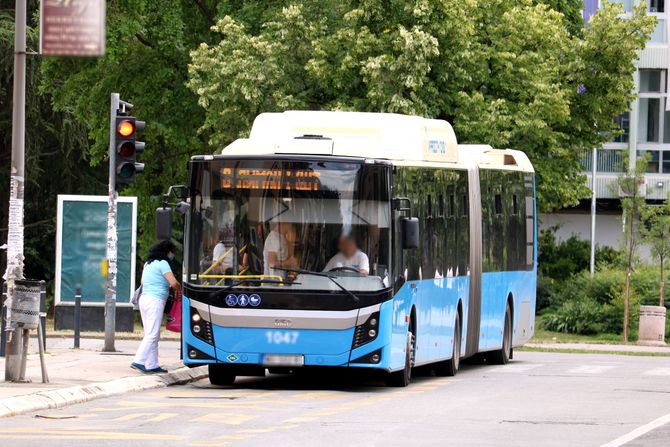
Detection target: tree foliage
<box><xmin>188</xmin><ymin>1</ymin><xmax>654</xmax><ymax>212</ymax></box>
<box><xmin>2</xmin><ymin>0</ymin><xmax>655</xmax><ymax>283</ymax></box>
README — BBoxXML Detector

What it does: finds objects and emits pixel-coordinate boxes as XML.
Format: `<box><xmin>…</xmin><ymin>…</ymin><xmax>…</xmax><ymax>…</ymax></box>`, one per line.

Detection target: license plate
<box><xmin>263</xmin><ymin>354</ymin><xmax>304</xmax><ymax>367</ymax></box>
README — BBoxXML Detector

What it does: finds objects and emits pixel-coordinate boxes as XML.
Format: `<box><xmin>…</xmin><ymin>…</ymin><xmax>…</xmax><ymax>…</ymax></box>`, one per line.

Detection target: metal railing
<box><xmin>580</xmin><ymin>149</ymin><xmax>626</xmax><ymax>173</ymax></box>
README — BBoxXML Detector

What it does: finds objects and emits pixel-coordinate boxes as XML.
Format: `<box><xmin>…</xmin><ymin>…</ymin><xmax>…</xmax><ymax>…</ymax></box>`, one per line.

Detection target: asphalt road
<box><xmin>1</xmin><ymin>351</ymin><xmax>670</xmax><ymax>447</ymax></box>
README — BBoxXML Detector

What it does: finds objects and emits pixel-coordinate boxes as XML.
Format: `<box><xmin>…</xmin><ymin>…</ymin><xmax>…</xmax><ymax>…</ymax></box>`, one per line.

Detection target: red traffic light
<box><xmin>117</xmin><ymin>120</ymin><xmax>136</xmax><ymax>137</ymax></box>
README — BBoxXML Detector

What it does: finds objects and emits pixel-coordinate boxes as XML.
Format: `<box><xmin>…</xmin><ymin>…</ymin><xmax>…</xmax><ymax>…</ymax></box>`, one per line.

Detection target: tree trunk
<box><xmin>623</xmin><ymin>214</ymin><xmax>635</xmax><ymax>343</ymax></box>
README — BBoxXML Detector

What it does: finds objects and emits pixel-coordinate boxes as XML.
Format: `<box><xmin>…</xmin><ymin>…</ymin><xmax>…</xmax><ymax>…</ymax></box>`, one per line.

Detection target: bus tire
<box><xmin>488</xmin><ymin>304</ymin><xmax>512</xmax><ymax>365</ymax></box>
<box><xmin>386</xmin><ymin>330</ymin><xmax>415</xmax><ymax>387</ymax></box>
<box><xmin>434</xmin><ymin>313</ymin><xmax>461</xmax><ymax>377</ymax></box>
<box><xmin>208</xmin><ymin>364</ymin><xmax>236</xmax><ymax>386</ymax></box>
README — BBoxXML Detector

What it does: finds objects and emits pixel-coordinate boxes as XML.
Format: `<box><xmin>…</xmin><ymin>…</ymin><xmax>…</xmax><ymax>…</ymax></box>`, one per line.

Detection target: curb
<box><xmin>0</xmin><ymin>365</ymin><xmax>208</xmax><ymax>418</ymax></box>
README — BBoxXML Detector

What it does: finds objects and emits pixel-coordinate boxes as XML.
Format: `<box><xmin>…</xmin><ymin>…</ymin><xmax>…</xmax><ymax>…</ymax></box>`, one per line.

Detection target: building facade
<box><xmin>540</xmin><ymin>1</ymin><xmax>667</xmax><ymax>256</ymax></box>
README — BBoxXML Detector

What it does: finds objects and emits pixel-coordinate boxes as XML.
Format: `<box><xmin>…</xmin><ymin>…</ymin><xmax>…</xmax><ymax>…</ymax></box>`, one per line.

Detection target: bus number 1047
<box><xmin>265</xmin><ymin>331</ymin><xmax>299</xmax><ymax>345</ymax></box>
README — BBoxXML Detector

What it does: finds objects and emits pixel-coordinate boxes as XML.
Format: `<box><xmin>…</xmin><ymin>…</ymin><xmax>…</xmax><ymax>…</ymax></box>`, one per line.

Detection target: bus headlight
<box><xmin>190</xmin><ymin>307</ymin><xmax>213</xmax><ymax>344</ymax></box>
<box><xmin>352</xmin><ymin>312</ymin><xmax>380</xmax><ymax>349</ymax></box>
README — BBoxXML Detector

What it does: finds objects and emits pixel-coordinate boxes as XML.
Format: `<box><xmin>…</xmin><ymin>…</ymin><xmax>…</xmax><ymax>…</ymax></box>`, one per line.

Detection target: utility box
<box><xmin>638</xmin><ymin>305</ymin><xmax>667</xmax><ymax>346</ymax></box>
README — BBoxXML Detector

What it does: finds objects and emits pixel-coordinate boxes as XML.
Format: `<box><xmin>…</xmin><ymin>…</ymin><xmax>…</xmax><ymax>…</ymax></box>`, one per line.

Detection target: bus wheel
<box><xmin>488</xmin><ymin>304</ymin><xmax>512</xmax><ymax>365</ymax></box>
<box><xmin>386</xmin><ymin>330</ymin><xmax>415</xmax><ymax>387</ymax></box>
<box><xmin>434</xmin><ymin>313</ymin><xmax>461</xmax><ymax>377</ymax></box>
<box><xmin>208</xmin><ymin>364</ymin><xmax>236</xmax><ymax>386</ymax></box>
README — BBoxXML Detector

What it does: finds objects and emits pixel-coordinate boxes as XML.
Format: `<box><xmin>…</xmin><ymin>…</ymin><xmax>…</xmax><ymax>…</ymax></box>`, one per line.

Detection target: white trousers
<box><xmin>133</xmin><ymin>294</ymin><xmax>166</xmax><ymax>370</ymax></box>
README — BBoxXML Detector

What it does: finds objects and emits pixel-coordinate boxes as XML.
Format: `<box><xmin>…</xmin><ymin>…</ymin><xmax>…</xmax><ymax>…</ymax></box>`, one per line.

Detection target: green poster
<box><xmin>56</xmin><ymin>196</ymin><xmax>137</xmax><ymax>305</ymax></box>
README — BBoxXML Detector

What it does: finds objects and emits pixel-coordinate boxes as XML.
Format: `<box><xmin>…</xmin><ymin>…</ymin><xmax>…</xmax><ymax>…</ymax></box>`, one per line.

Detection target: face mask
<box><xmin>168</xmin><ymin>253</ymin><xmax>175</xmax><ymax>261</ymax></box>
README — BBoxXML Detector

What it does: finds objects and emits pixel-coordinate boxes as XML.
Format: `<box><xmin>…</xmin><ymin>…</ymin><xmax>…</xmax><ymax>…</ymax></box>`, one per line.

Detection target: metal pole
<box><xmin>104</xmin><ymin>93</ymin><xmax>119</xmax><ymax>352</ymax></box>
<box><xmin>4</xmin><ymin>0</ymin><xmax>27</xmax><ymax>382</ymax></box>
<box><xmin>589</xmin><ymin>147</ymin><xmax>597</xmax><ymax>278</ymax></box>
<box><xmin>37</xmin><ymin>319</ymin><xmax>49</xmax><ymax>383</ymax></box>
<box><xmin>74</xmin><ymin>286</ymin><xmax>81</xmax><ymax>349</ymax></box>
<box><xmin>0</xmin><ymin>284</ymin><xmax>6</xmax><ymax>357</ymax></box>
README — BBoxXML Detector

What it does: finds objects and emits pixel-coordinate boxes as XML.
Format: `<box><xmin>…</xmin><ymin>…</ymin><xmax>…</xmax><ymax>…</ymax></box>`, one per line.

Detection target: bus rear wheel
<box><xmin>434</xmin><ymin>313</ymin><xmax>461</xmax><ymax>377</ymax></box>
<box><xmin>208</xmin><ymin>364</ymin><xmax>236</xmax><ymax>386</ymax></box>
<box><xmin>386</xmin><ymin>330</ymin><xmax>415</xmax><ymax>387</ymax></box>
<box><xmin>488</xmin><ymin>304</ymin><xmax>512</xmax><ymax>365</ymax></box>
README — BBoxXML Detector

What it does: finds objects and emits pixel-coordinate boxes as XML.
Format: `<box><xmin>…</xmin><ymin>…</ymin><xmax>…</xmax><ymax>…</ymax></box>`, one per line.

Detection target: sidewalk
<box><xmin>0</xmin><ymin>335</ymin><xmax>206</xmax><ymax>417</ymax></box>
<box><xmin>526</xmin><ymin>341</ymin><xmax>670</xmax><ymax>354</ymax></box>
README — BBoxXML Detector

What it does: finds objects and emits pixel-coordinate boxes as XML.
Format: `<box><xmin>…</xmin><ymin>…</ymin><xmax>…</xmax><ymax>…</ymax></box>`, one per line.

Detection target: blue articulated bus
<box><xmin>171</xmin><ymin>111</ymin><xmax>537</xmax><ymax>387</ymax></box>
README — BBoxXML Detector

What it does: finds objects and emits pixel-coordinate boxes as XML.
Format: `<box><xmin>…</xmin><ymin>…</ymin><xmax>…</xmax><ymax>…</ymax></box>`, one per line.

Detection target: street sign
<box><xmin>40</xmin><ymin>0</ymin><xmax>106</xmax><ymax>56</ymax></box>
<box><xmin>55</xmin><ymin>195</ymin><xmax>137</xmax><ymax>306</ymax></box>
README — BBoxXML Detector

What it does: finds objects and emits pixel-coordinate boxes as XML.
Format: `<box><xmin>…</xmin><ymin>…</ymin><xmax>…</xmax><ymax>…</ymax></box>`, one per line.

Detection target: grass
<box><xmin>530</xmin><ymin>314</ymin><xmax>658</xmax><ymax>345</ymax></box>
<box><xmin>518</xmin><ymin>346</ymin><xmax>670</xmax><ymax>357</ymax></box>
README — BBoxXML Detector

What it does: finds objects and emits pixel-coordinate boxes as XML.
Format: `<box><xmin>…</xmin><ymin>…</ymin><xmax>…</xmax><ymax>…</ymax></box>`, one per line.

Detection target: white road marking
<box><xmin>643</xmin><ymin>367</ymin><xmax>670</xmax><ymax>376</ymax></box>
<box><xmin>601</xmin><ymin>412</ymin><xmax>670</xmax><ymax>447</ymax></box>
<box><xmin>489</xmin><ymin>364</ymin><xmax>543</xmax><ymax>373</ymax></box>
<box><xmin>567</xmin><ymin>365</ymin><xmax>616</xmax><ymax>374</ymax></box>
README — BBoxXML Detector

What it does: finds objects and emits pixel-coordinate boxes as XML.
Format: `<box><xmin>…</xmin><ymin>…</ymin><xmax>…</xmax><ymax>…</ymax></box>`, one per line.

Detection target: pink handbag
<box><xmin>166</xmin><ymin>290</ymin><xmax>182</xmax><ymax>333</ymax></box>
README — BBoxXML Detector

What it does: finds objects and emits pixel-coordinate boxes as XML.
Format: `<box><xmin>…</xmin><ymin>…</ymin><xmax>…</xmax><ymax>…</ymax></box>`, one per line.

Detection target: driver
<box><xmin>323</xmin><ymin>235</ymin><xmax>369</xmax><ymax>275</ymax></box>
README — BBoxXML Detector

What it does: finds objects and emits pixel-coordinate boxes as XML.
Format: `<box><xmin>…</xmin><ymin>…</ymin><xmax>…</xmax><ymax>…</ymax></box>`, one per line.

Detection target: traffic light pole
<box><xmin>103</xmin><ymin>93</ymin><xmax>120</xmax><ymax>352</ymax></box>
<box><xmin>4</xmin><ymin>0</ymin><xmax>27</xmax><ymax>382</ymax></box>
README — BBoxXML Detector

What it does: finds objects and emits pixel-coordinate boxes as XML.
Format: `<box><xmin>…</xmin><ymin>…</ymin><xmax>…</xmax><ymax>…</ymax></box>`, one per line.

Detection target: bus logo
<box><xmin>274</xmin><ymin>319</ymin><xmax>292</xmax><ymax>328</ymax></box>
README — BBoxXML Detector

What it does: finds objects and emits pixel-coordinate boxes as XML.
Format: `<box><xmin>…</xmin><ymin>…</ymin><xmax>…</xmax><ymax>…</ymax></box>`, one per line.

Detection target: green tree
<box><xmin>613</xmin><ymin>157</ymin><xmax>649</xmax><ymax>342</ymax></box>
<box><xmin>641</xmin><ymin>195</ymin><xmax>670</xmax><ymax>307</ymax></box>
<box><xmin>0</xmin><ymin>1</ymin><xmax>105</xmax><ymax>296</ymax></box>
<box><xmin>188</xmin><ymin>1</ymin><xmax>654</xmax><ymax>212</ymax></box>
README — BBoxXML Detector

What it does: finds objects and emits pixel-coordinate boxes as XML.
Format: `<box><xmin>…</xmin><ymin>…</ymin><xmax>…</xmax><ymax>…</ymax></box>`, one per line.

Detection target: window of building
<box><xmin>639</xmin><ymin>98</ymin><xmax>661</xmax><ymax>142</ymax></box>
<box><xmin>650</xmin><ymin>0</ymin><xmax>665</xmax><ymax>13</ymax></box>
<box><xmin>663</xmin><ymin>152</ymin><xmax>670</xmax><ymax>174</ymax></box>
<box><xmin>640</xmin><ymin>70</ymin><xmax>663</xmax><ymax>93</ymax></box>
<box><xmin>637</xmin><ymin>150</ymin><xmax>661</xmax><ymax>173</ymax></box>
<box><xmin>613</xmin><ymin>112</ymin><xmax>630</xmax><ymax>143</ymax></box>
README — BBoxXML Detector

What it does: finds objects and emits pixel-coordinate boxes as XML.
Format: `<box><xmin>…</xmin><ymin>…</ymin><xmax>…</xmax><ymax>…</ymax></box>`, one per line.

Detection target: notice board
<box><xmin>55</xmin><ymin>195</ymin><xmax>137</xmax><ymax>306</ymax></box>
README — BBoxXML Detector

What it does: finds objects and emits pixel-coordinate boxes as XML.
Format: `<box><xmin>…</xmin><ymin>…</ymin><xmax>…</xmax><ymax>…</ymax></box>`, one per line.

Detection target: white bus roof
<box><xmin>219</xmin><ymin>111</ymin><xmax>533</xmax><ymax>173</ymax></box>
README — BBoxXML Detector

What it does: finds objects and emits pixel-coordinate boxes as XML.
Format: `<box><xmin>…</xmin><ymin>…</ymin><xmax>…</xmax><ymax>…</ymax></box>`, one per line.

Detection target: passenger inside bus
<box><xmin>323</xmin><ymin>235</ymin><xmax>370</xmax><ymax>275</ymax></box>
<box><xmin>262</xmin><ymin>222</ymin><xmax>300</xmax><ymax>277</ymax></box>
<box><xmin>212</xmin><ymin>230</ymin><xmax>234</xmax><ymax>274</ymax></box>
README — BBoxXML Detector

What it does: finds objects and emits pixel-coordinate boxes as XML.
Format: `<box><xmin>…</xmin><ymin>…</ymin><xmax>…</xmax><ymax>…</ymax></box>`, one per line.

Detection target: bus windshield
<box><xmin>187</xmin><ymin>158</ymin><xmax>392</xmax><ymax>292</ymax></box>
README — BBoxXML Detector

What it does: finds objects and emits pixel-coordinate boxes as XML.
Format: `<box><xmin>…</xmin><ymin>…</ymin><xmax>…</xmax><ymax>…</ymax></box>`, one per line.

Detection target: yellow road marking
<box><xmin>93</xmin><ymin>400</ymin><xmax>272</xmax><ymax>411</ymax></box>
<box><xmin>114</xmin><ymin>412</ymin><xmax>178</xmax><ymax>422</ymax></box>
<box><xmin>292</xmin><ymin>391</ymin><xmax>344</xmax><ymax>401</ymax></box>
<box><xmin>0</xmin><ymin>428</ymin><xmax>185</xmax><ymax>441</ymax></box>
<box><xmin>191</xmin><ymin>413</ymin><xmax>257</xmax><ymax>425</ymax></box>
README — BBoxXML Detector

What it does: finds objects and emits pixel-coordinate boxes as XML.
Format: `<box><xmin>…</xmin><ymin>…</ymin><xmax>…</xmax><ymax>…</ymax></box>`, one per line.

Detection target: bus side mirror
<box><xmin>401</xmin><ymin>217</ymin><xmax>419</xmax><ymax>249</ymax></box>
<box><xmin>156</xmin><ymin>207</ymin><xmax>173</xmax><ymax>240</ymax></box>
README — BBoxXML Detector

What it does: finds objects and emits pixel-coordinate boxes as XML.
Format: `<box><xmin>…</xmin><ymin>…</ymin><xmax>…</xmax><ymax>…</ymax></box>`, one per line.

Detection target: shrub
<box><xmin>542</xmin><ymin>298</ymin><xmax>603</xmax><ymax>334</ymax></box>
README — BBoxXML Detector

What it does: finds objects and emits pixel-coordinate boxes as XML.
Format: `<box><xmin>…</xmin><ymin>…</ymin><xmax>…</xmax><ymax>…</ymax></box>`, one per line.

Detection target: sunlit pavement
<box><xmin>1</xmin><ymin>351</ymin><xmax>669</xmax><ymax>447</ymax></box>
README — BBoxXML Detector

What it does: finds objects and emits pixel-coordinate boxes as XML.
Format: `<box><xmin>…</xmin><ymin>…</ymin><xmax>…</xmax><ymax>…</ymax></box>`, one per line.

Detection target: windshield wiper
<box><xmin>274</xmin><ymin>267</ymin><xmax>360</xmax><ymax>303</ymax></box>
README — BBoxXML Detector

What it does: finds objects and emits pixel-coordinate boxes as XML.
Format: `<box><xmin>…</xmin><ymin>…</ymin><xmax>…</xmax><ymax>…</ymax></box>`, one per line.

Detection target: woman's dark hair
<box><xmin>146</xmin><ymin>240</ymin><xmax>177</xmax><ymax>264</ymax></box>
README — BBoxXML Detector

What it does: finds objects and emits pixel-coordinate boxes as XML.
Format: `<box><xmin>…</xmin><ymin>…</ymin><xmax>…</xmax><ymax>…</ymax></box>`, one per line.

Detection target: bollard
<box><xmin>74</xmin><ymin>286</ymin><xmax>81</xmax><ymax>349</ymax></box>
<box><xmin>0</xmin><ymin>283</ymin><xmax>6</xmax><ymax>358</ymax></box>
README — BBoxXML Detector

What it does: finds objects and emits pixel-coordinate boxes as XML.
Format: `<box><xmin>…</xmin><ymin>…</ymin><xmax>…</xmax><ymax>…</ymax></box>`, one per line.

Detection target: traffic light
<box><xmin>113</xmin><ymin>103</ymin><xmax>145</xmax><ymax>189</ymax></box>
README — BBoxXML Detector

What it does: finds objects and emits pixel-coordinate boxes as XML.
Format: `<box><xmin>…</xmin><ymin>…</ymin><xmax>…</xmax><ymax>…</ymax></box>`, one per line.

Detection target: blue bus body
<box><xmin>177</xmin><ymin>111</ymin><xmax>537</xmax><ymax>385</ymax></box>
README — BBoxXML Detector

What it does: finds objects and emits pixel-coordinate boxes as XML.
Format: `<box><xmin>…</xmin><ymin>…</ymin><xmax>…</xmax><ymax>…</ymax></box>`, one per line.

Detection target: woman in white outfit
<box><xmin>132</xmin><ymin>240</ymin><xmax>180</xmax><ymax>374</ymax></box>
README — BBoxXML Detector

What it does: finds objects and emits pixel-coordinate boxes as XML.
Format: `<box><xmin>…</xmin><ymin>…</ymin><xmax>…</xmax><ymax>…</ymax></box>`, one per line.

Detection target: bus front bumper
<box><xmin>182</xmin><ymin>296</ymin><xmax>393</xmax><ymax>371</ymax></box>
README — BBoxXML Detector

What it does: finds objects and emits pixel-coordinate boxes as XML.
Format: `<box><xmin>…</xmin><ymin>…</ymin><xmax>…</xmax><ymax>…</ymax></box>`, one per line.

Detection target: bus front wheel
<box><xmin>488</xmin><ymin>304</ymin><xmax>512</xmax><ymax>365</ymax></box>
<box><xmin>434</xmin><ymin>313</ymin><xmax>461</xmax><ymax>377</ymax></box>
<box><xmin>386</xmin><ymin>330</ymin><xmax>415</xmax><ymax>387</ymax></box>
<box><xmin>208</xmin><ymin>364</ymin><xmax>236</xmax><ymax>386</ymax></box>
